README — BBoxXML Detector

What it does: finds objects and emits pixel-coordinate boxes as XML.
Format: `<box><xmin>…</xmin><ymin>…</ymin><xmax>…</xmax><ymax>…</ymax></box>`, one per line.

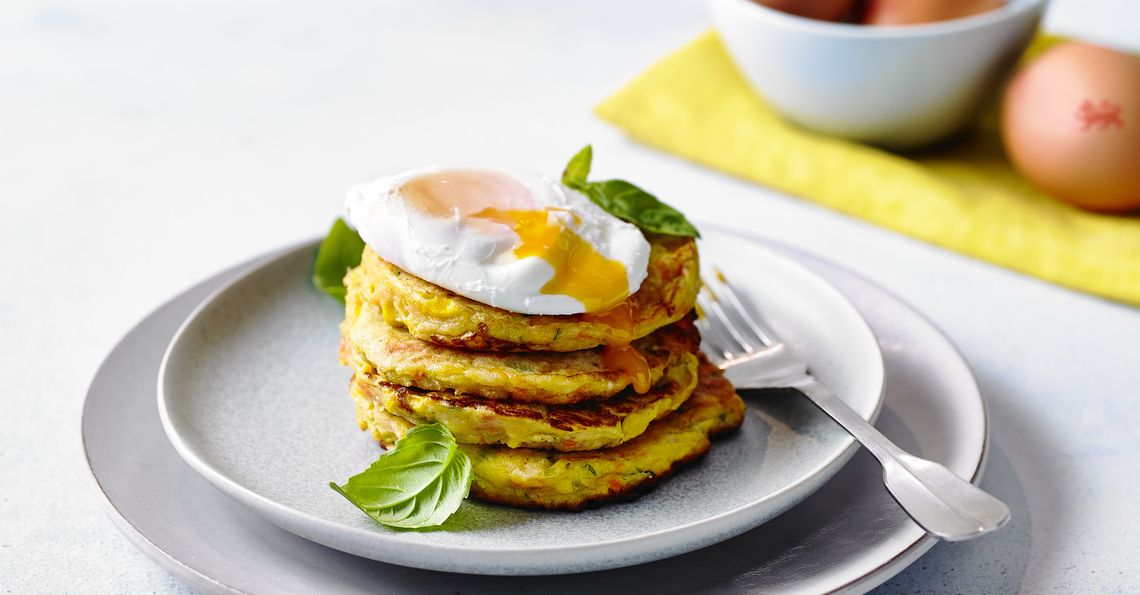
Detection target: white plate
<box><xmin>84</xmin><ymin>229</ymin><xmax>990</xmax><ymax>593</ymax></box>
<box><xmin>156</xmin><ymin>229</ymin><xmax>884</xmax><ymax>575</ymax></box>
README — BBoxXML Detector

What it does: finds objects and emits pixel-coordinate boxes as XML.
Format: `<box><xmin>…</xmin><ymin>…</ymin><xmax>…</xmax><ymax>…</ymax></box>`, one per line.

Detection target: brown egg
<box><xmin>862</xmin><ymin>0</ymin><xmax>1004</xmax><ymax>25</ymax></box>
<box><xmin>1001</xmin><ymin>42</ymin><xmax>1140</xmax><ymax>212</ymax></box>
<box><xmin>752</xmin><ymin>0</ymin><xmax>854</xmax><ymax>22</ymax></box>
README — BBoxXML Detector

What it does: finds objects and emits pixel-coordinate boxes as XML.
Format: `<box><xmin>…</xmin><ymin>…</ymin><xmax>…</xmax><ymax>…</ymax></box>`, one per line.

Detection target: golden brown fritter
<box><xmin>350</xmin><ymin>357</ymin><xmax>745</xmax><ymax>510</ymax></box>
<box><xmin>342</xmin><ymin>298</ymin><xmax>700</xmax><ymax>403</ymax></box>
<box><xmin>344</xmin><ymin>233</ymin><xmax>699</xmax><ymax>352</ymax></box>
<box><xmin>353</xmin><ymin>351</ymin><xmax>698</xmax><ymax>451</ymax></box>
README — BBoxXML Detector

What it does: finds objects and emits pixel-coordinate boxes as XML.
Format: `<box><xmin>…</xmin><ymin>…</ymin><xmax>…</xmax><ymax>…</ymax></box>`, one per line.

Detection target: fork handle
<box><xmin>794</xmin><ymin>379</ymin><xmax>1011</xmax><ymax>541</ymax></box>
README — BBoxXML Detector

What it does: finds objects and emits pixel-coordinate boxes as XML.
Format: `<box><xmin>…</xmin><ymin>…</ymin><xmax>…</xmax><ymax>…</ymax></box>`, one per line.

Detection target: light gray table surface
<box><xmin>2</xmin><ymin>0</ymin><xmax>1137</xmax><ymax>592</ymax></box>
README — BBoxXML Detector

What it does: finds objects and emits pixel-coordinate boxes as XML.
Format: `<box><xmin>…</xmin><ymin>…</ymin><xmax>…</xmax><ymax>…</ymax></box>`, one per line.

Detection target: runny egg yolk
<box><xmin>471</xmin><ymin>208</ymin><xmax>630</xmax><ymax>314</ymax></box>
<box><xmin>401</xmin><ymin>169</ymin><xmax>632</xmax><ymax>313</ymax></box>
<box><xmin>401</xmin><ymin>170</ymin><xmax>651</xmax><ymax>393</ymax></box>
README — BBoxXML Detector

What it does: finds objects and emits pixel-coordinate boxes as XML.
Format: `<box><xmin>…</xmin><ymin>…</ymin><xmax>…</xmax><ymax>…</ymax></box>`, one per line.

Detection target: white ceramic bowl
<box><xmin>709</xmin><ymin>0</ymin><xmax>1046</xmax><ymax>148</ymax></box>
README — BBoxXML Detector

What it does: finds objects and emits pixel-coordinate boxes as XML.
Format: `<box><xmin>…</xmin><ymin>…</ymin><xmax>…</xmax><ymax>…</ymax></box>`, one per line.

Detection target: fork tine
<box><xmin>700</xmin><ymin>282</ymin><xmax>763</xmax><ymax>354</ymax></box>
<box><xmin>708</xmin><ymin>268</ymin><xmax>778</xmax><ymax>347</ymax></box>
<box><xmin>695</xmin><ymin>292</ymin><xmax>745</xmax><ymax>361</ymax></box>
<box><xmin>699</xmin><ymin>287</ymin><xmax>747</xmax><ymax>353</ymax></box>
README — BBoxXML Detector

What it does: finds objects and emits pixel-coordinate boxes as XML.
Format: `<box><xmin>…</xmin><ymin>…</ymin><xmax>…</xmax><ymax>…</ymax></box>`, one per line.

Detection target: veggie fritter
<box><xmin>350</xmin><ymin>358</ymin><xmax>745</xmax><ymax>510</ymax></box>
<box><xmin>342</xmin><ymin>298</ymin><xmax>700</xmax><ymax>403</ymax></box>
<box><xmin>345</xmin><ymin>233</ymin><xmax>700</xmax><ymax>352</ymax></box>
<box><xmin>353</xmin><ymin>352</ymin><xmax>699</xmax><ymax>451</ymax></box>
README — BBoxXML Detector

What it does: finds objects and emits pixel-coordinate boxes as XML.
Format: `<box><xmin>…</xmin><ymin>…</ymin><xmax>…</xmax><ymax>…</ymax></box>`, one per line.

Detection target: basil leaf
<box><xmin>561</xmin><ymin>145</ymin><xmax>593</xmax><ymax>187</ymax></box>
<box><xmin>329</xmin><ymin>423</ymin><xmax>472</xmax><ymax>530</ymax></box>
<box><xmin>312</xmin><ymin>218</ymin><xmax>365</xmax><ymax>302</ymax></box>
<box><xmin>580</xmin><ymin>180</ymin><xmax>701</xmax><ymax>238</ymax></box>
<box><xmin>561</xmin><ymin>145</ymin><xmax>700</xmax><ymax>238</ymax></box>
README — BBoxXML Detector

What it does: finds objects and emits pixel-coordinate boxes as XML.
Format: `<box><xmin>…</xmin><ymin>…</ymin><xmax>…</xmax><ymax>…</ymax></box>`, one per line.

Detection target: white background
<box><xmin>1</xmin><ymin>0</ymin><xmax>1138</xmax><ymax>592</ymax></box>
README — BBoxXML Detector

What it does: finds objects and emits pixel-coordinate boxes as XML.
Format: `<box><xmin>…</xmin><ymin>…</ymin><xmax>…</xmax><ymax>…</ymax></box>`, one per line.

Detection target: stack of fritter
<box><xmin>339</xmin><ymin>233</ymin><xmax>745</xmax><ymax>510</ymax></box>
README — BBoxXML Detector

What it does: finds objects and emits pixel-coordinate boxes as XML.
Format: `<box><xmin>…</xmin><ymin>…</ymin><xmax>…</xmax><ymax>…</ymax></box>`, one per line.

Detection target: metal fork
<box><xmin>696</xmin><ymin>270</ymin><xmax>1010</xmax><ymax>541</ymax></box>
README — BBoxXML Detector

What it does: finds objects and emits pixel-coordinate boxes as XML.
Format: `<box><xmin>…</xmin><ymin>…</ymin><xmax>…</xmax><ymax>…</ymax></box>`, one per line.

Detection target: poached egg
<box><xmin>345</xmin><ymin>167</ymin><xmax>651</xmax><ymax>316</ymax></box>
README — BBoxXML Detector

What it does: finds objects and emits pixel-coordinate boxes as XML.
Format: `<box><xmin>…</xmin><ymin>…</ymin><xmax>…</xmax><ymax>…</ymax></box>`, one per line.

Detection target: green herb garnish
<box><xmin>330</xmin><ymin>423</ymin><xmax>472</xmax><ymax>530</ymax></box>
<box><xmin>312</xmin><ymin>218</ymin><xmax>365</xmax><ymax>302</ymax></box>
<box><xmin>561</xmin><ymin>145</ymin><xmax>700</xmax><ymax>238</ymax></box>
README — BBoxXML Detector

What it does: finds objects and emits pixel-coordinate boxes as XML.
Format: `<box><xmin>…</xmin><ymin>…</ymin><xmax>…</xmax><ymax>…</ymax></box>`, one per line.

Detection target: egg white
<box><xmin>345</xmin><ymin>167</ymin><xmax>651</xmax><ymax>315</ymax></box>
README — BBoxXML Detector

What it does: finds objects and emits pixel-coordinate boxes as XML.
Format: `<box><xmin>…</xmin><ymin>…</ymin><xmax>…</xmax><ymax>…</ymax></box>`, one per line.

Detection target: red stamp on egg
<box><xmin>1076</xmin><ymin>99</ymin><xmax>1125</xmax><ymax>131</ymax></box>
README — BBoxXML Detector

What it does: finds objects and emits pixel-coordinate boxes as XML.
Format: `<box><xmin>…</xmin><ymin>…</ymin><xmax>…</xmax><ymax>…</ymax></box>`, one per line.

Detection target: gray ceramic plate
<box><xmin>155</xmin><ymin>229</ymin><xmax>885</xmax><ymax>575</ymax></box>
<box><xmin>83</xmin><ymin>229</ymin><xmax>989</xmax><ymax>593</ymax></box>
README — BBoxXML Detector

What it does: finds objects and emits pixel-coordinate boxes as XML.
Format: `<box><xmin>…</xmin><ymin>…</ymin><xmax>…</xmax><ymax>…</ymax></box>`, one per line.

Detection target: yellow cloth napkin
<box><xmin>596</xmin><ymin>32</ymin><xmax>1140</xmax><ymax>307</ymax></box>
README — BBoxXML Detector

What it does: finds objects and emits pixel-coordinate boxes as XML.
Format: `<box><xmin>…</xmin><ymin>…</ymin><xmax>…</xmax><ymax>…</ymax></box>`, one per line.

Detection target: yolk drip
<box><xmin>588</xmin><ymin>301</ymin><xmax>651</xmax><ymax>394</ymax></box>
<box><xmin>602</xmin><ymin>344</ymin><xmax>652</xmax><ymax>394</ymax></box>
<box><xmin>583</xmin><ymin>300</ymin><xmax>636</xmax><ymax>342</ymax></box>
<box><xmin>472</xmin><ymin>208</ymin><xmax>630</xmax><ymax>313</ymax></box>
